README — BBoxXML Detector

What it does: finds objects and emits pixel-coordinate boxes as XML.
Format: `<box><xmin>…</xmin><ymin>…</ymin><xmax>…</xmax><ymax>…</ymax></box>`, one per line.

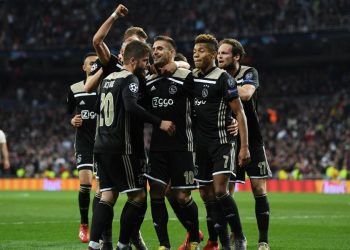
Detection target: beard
<box><xmin>223</xmin><ymin>62</ymin><xmax>235</xmax><ymax>70</ymax></box>
<box><xmin>134</xmin><ymin>66</ymin><xmax>146</xmax><ymax>80</ymax></box>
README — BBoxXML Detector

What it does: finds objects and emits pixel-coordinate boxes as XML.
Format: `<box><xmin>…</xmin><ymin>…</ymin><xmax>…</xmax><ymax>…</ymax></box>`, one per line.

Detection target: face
<box><xmin>133</xmin><ymin>55</ymin><xmax>150</xmax><ymax>77</ymax></box>
<box><xmin>83</xmin><ymin>55</ymin><xmax>98</xmax><ymax>74</ymax></box>
<box><xmin>152</xmin><ymin>40</ymin><xmax>174</xmax><ymax>67</ymax></box>
<box><xmin>193</xmin><ymin>43</ymin><xmax>215</xmax><ymax>71</ymax></box>
<box><xmin>217</xmin><ymin>43</ymin><xmax>235</xmax><ymax>69</ymax></box>
<box><xmin>119</xmin><ymin>35</ymin><xmax>147</xmax><ymax>62</ymax></box>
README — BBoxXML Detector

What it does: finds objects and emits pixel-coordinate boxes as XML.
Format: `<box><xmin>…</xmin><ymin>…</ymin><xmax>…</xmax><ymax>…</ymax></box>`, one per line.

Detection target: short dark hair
<box><xmin>175</xmin><ymin>53</ymin><xmax>187</xmax><ymax>62</ymax></box>
<box><xmin>154</xmin><ymin>35</ymin><xmax>177</xmax><ymax>51</ymax></box>
<box><xmin>83</xmin><ymin>52</ymin><xmax>97</xmax><ymax>62</ymax></box>
<box><xmin>123</xmin><ymin>40</ymin><xmax>151</xmax><ymax>64</ymax></box>
<box><xmin>123</xmin><ymin>26</ymin><xmax>148</xmax><ymax>41</ymax></box>
<box><xmin>195</xmin><ymin>34</ymin><xmax>218</xmax><ymax>52</ymax></box>
<box><xmin>219</xmin><ymin>38</ymin><xmax>246</xmax><ymax>61</ymax></box>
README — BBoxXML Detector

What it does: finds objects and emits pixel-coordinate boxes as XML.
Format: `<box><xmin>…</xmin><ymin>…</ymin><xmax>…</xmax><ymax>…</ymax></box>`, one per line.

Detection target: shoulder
<box><xmin>236</xmin><ymin>66</ymin><xmax>258</xmax><ymax>80</ymax></box>
<box><xmin>171</xmin><ymin>68</ymin><xmax>192</xmax><ymax>80</ymax></box>
<box><xmin>206</xmin><ymin>68</ymin><xmax>226</xmax><ymax>80</ymax></box>
<box><xmin>70</xmin><ymin>80</ymin><xmax>85</xmax><ymax>93</ymax></box>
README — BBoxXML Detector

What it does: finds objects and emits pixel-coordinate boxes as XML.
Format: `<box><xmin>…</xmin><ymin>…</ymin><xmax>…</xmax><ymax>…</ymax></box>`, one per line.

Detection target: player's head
<box><xmin>218</xmin><ymin>38</ymin><xmax>246</xmax><ymax>69</ymax></box>
<box><xmin>193</xmin><ymin>34</ymin><xmax>218</xmax><ymax>71</ymax></box>
<box><xmin>118</xmin><ymin>27</ymin><xmax>148</xmax><ymax>62</ymax></box>
<box><xmin>175</xmin><ymin>52</ymin><xmax>188</xmax><ymax>62</ymax></box>
<box><xmin>123</xmin><ymin>40</ymin><xmax>151</xmax><ymax>74</ymax></box>
<box><xmin>82</xmin><ymin>52</ymin><xmax>98</xmax><ymax>75</ymax></box>
<box><xmin>152</xmin><ymin>35</ymin><xmax>177</xmax><ymax>68</ymax></box>
<box><xmin>123</xmin><ymin>26</ymin><xmax>148</xmax><ymax>43</ymax></box>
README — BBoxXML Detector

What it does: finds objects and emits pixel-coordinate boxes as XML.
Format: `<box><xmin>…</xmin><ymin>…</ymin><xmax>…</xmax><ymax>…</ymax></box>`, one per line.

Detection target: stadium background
<box><xmin>0</xmin><ymin>1</ymin><xmax>350</xmax><ymax>249</ymax></box>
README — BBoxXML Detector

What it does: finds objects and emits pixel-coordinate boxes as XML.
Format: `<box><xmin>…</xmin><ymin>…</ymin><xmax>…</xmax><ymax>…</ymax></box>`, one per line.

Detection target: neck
<box><xmin>123</xmin><ymin>64</ymin><xmax>134</xmax><ymax>73</ymax></box>
<box><xmin>200</xmin><ymin>62</ymin><xmax>215</xmax><ymax>75</ymax></box>
<box><xmin>227</xmin><ymin>62</ymin><xmax>240</xmax><ymax>77</ymax></box>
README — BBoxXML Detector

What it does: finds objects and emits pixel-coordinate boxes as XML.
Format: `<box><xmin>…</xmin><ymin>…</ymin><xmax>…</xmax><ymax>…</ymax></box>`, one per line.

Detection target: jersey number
<box><xmin>258</xmin><ymin>161</ymin><xmax>267</xmax><ymax>175</ymax></box>
<box><xmin>184</xmin><ymin>171</ymin><xmax>195</xmax><ymax>185</ymax></box>
<box><xmin>99</xmin><ymin>93</ymin><xmax>114</xmax><ymax>127</ymax></box>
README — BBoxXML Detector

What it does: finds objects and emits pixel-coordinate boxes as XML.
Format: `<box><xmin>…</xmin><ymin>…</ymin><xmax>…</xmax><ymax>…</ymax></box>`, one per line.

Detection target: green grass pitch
<box><xmin>0</xmin><ymin>191</ymin><xmax>349</xmax><ymax>249</ymax></box>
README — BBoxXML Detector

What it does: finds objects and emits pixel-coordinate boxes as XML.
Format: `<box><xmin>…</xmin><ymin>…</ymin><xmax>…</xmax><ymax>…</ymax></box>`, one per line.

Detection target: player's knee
<box><xmin>175</xmin><ymin>190</ymin><xmax>191</xmax><ymax>205</ymax></box>
<box><xmin>252</xmin><ymin>184</ymin><xmax>267</xmax><ymax>196</ymax></box>
<box><xmin>101</xmin><ymin>190</ymin><xmax>118</xmax><ymax>205</ymax></box>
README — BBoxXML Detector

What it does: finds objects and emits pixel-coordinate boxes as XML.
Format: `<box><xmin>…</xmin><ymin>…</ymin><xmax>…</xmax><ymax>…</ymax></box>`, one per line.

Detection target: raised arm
<box><xmin>92</xmin><ymin>4</ymin><xmax>128</xmax><ymax>65</ymax></box>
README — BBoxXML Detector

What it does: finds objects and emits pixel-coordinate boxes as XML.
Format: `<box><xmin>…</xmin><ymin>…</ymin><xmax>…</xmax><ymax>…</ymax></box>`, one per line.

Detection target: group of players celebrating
<box><xmin>67</xmin><ymin>4</ymin><xmax>271</xmax><ymax>250</ymax></box>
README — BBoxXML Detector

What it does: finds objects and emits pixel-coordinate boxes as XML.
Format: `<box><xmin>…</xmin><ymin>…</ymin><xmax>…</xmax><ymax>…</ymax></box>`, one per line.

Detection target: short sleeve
<box><xmin>66</xmin><ymin>88</ymin><xmax>76</xmax><ymax>114</ymax></box>
<box><xmin>241</xmin><ymin>67</ymin><xmax>259</xmax><ymax>89</ymax></box>
<box><xmin>0</xmin><ymin>130</ymin><xmax>6</xmax><ymax>144</ymax></box>
<box><xmin>221</xmin><ymin>72</ymin><xmax>239</xmax><ymax>102</ymax></box>
<box><xmin>122</xmin><ymin>75</ymin><xmax>140</xmax><ymax>100</ymax></box>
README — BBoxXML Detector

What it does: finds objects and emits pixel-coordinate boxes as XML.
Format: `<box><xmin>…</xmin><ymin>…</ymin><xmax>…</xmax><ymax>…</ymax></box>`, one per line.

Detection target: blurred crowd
<box><xmin>1</xmin><ymin>0</ymin><xmax>349</xmax><ymax>50</ymax></box>
<box><xmin>0</xmin><ymin>67</ymin><xmax>349</xmax><ymax>179</ymax></box>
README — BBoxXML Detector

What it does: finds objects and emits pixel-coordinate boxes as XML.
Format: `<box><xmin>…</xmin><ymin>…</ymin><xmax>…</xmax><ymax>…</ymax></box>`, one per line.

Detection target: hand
<box><xmin>160</xmin><ymin>120</ymin><xmax>176</xmax><ymax>136</ymax></box>
<box><xmin>227</xmin><ymin>118</ymin><xmax>238</xmax><ymax>136</ymax></box>
<box><xmin>115</xmin><ymin>4</ymin><xmax>128</xmax><ymax>18</ymax></box>
<box><xmin>3</xmin><ymin>160</ymin><xmax>10</xmax><ymax>170</ymax></box>
<box><xmin>238</xmin><ymin>146</ymin><xmax>251</xmax><ymax>167</ymax></box>
<box><xmin>71</xmin><ymin>115</ymin><xmax>82</xmax><ymax>128</ymax></box>
<box><xmin>160</xmin><ymin>62</ymin><xmax>177</xmax><ymax>75</ymax></box>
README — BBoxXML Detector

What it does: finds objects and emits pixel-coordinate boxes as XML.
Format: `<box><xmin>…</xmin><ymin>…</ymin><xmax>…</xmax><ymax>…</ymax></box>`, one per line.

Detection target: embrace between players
<box><xmin>68</xmin><ymin>4</ymin><xmax>271</xmax><ymax>250</ymax></box>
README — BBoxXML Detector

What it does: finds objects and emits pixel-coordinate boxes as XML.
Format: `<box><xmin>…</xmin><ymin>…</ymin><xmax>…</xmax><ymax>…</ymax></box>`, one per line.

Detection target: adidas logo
<box><xmin>151</xmin><ymin>86</ymin><xmax>156</xmax><ymax>91</ymax></box>
<box><xmin>79</xmin><ymin>100</ymin><xmax>85</xmax><ymax>105</ymax></box>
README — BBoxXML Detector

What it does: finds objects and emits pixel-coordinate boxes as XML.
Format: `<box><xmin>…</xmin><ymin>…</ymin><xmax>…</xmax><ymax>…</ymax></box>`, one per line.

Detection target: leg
<box><xmin>150</xmin><ymin>181</ymin><xmax>170</xmax><ymax>248</ymax></box>
<box><xmin>227</xmin><ymin>181</ymin><xmax>246</xmax><ymax>248</ymax></box>
<box><xmin>78</xmin><ymin>169</ymin><xmax>93</xmax><ymax>243</ymax></box>
<box><xmin>201</xmin><ymin>183</ymin><xmax>230</xmax><ymax>249</ymax></box>
<box><xmin>117</xmin><ymin>189</ymin><xmax>147</xmax><ymax>249</ymax></box>
<box><xmin>251</xmin><ymin>178</ymin><xmax>270</xmax><ymax>245</ymax></box>
<box><xmin>89</xmin><ymin>190</ymin><xmax>118</xmax><ymax>249</ymax></box>
<box><xmin>174</xmin><ymin>189</ymin><xmax>200</xmax><ymax>243</ymax></box>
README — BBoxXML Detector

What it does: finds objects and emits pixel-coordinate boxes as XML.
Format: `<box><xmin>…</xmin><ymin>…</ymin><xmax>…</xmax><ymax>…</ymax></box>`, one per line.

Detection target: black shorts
<box><xmin>145</xmin><ymin>151</ymin><xmax>198</xmax><ymax>189</ymax></box>
<box><xmin>76</xmin><ymin>151</ymin><xmax>94</xmax><ymax>171</ymax></box>
<box><xmin>231</xmin><ymin>146</ymin><xmax>272</xmax><ymax>183</ymax></box>
<box><xmin>94</xmin><ymin>153</ymin><xmax>146</xmax><ymax>193</ymax></box>
<box><xmin>194</xmin><ymin>142</ymin><xmax>236</xmax><ymax>185</ymax></box>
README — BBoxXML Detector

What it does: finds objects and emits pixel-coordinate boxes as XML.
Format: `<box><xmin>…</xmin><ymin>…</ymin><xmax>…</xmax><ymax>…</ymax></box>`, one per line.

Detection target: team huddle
<box><xmin>67</xmin><ymin>4</ymin><xmax>271</xmax><ymax>250</ymax></box>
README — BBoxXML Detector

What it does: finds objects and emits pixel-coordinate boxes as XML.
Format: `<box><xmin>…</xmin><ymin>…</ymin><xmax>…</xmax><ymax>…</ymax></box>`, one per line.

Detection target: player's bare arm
<box><xmin>92</xmin><ymin>4</ymin><xmax>128</xmax><ymax>65</ymax></box>
<box><xmin>1</xmin><ymin>143</ymin><xmax>10</xmax><ymax>170</ymax></box>
<box><xmin>228</xmin><ymin>98</ymin><xmax>251</xmax><ymax>166</ymax></box>
<box><xmin>160</xmin><ymin>61</ymin><xmax>191</xmax><ymax>75</ymax></box>
<box><xmin>238</xmin><ymin>84</ymin><xmax>256</xmax><ymax>101</ymax></box>
<box><xmin>84</xmin><ymin>68</ymin><xmax>104</xmax><ymax>93</ymax></box>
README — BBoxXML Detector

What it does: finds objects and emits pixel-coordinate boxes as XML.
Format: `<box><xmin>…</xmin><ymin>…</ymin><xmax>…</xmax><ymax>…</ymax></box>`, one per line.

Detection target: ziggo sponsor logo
<box><xmin>152</xmin><ymin>97</ymin><xmax>174</xmax><ymax>108</ymax></box>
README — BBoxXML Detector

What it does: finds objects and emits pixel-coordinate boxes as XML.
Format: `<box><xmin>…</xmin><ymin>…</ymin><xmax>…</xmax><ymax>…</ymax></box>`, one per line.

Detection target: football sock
<box><xmin>92</xmin><ymin>192</ymin><xmax>101</xmax><ymax>214</ymax></box>
<box><xmin>210</xmin><ymin>200</ymin><xmax>230</xmax><ymax>248</ymax></box>
<box><xmin>90</xmin><ymin>200</ymin><xmax>114</xmax><ymax>243</ymax></box>
<box><xmin>119</xmin><ymin>200</ymin><xmax>146</xmax><ymax>245</ymax></box>
<box><xmin>216</xmin><ymin>192</ymin><xmax>245</xmax><ymax>239</ymax></box>
<box><xmin>255</xmin><ymin>194</ymin><xmax>270</xmax><ymax>243</ymax></box>
<box><xmin>204</xmin><ymin>201</ymin><xmax>219</xmax><ymax>242</ymax></box>
<box><xmin>168</xmin><ymin>197</ymin><xmax>187</xmax><ymax>229</ymax></box>
<box><xmin>130</xmin><ymin>200</ymin><xmax>147</xmax><ymax>239</ymax></box>
<box><xmin>151</xmin><ymin>198</ymin><xmax>170</xmax><ymax>248</ymax></box>
<box><xmin>179</xmin><ymin>198</ymin><xmax>200</xmax><ymax>243</ymax></box>
<box><xmin>79</xmin><ymin>184</ymin><xmax>91</xmax><ymax>224</ymax></box>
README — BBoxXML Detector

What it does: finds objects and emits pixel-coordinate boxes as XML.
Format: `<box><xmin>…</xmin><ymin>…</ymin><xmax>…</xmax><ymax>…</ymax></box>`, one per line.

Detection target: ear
<box><xmin>233</xmin><ymin>54</ymin><xmax>240</xmax><ymax>62</ymax></box>
<box><xmin>82</xmin><ymin>63</ymin><xmax>86</xmax><ymax>72</ymax></box>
